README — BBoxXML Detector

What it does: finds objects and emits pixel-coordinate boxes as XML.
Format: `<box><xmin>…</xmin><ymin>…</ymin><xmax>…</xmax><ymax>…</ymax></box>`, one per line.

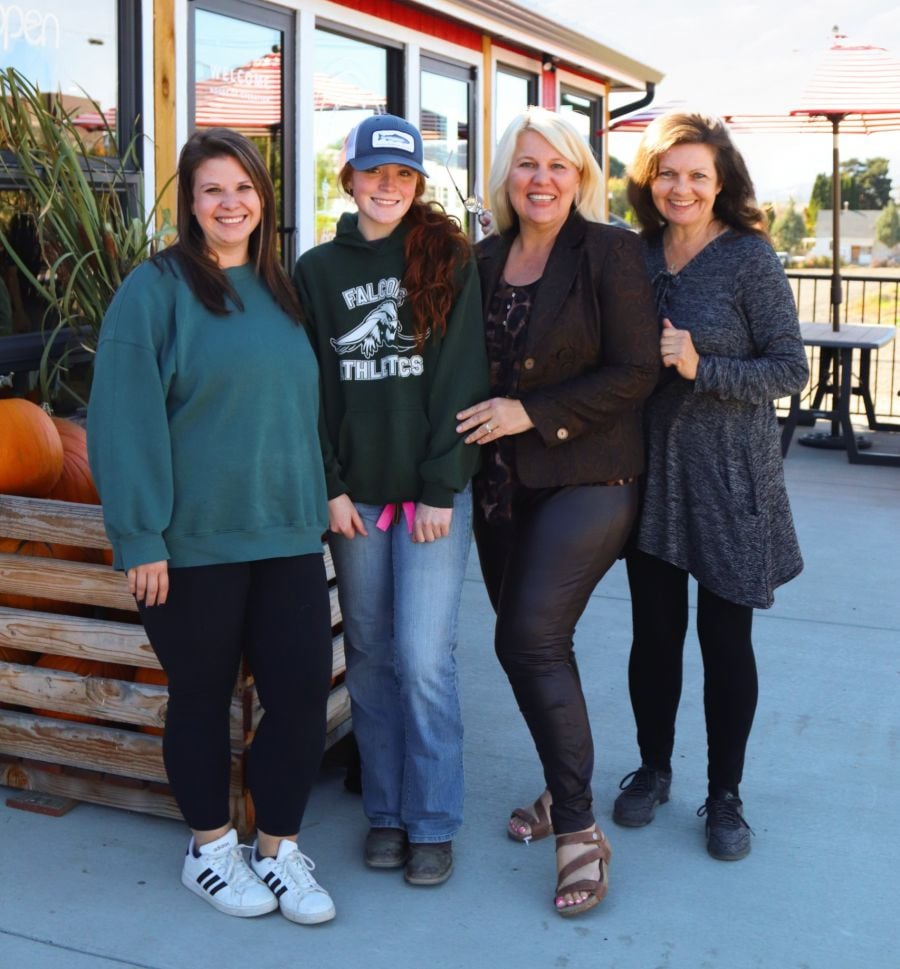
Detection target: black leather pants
<box><xmin>474</xmin><ymin>482</ymin><xmax>637</xmax><ymax>833</ymax></box>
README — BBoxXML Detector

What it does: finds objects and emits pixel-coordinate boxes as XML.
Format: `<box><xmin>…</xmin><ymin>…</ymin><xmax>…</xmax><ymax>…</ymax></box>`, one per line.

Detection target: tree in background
<box><xmin>771</xmin><ymin>199</ymin><xmax>806</xmax><ymax>254</ymax></box>
<box><xmin>875</xmin><ymin>200</ymin><xmax>900</xmax><ymax>248</ymax></box>
<box><xmin>608</xmin><ymin>155</ymin><xmax>626</xmax><ymax>179</ymax></box>
<box><xmin>607</xmin><ymin>156</ymin><xmax>632</xmax><ymax>223</ymax></box>
<box><xmin>808</xmin><ymin>157</ymin><xmax>892</xmax><ymax>211</ymax></box>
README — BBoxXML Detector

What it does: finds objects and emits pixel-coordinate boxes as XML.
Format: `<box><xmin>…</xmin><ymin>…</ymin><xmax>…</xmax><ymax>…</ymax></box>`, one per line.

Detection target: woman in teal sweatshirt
<box><xmin>88</xmin><ymin>129</ymin><xmax>335</xmax><ymax>926</ymax></box>
<box><xmin>294</xmin><ymin>115</ymin><xmax>488</xmax><ymax>887</ymax></box>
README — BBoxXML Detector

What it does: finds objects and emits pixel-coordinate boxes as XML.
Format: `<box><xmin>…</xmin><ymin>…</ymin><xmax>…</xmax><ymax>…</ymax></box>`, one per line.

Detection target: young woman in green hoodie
<box><xmin>294</xmin><ymin>115</ymin><xmax>488</xmax><ymax>887</ymax></box>
<box><xmin>89</xmin><ymin>129</ymin><xmax>335</xmax><ymax>925</ymax></box>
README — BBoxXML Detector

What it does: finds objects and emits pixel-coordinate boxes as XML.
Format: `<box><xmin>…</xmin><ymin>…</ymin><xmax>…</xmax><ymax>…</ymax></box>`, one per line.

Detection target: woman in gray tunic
<box><xmin>613</xmin><ymin>113</ymin><xmax>808</xmax><ymax>861</ymax></box>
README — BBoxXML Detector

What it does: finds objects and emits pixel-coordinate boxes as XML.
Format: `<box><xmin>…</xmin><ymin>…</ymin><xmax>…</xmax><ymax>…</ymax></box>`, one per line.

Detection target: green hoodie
<box><xmin>294</xmin><ymin>213</ymin><xmax>488</xmax><ymax>508</ymax></box>
<box><xmin>88</xmin><ymin>258</ymin><xmax>328</xmax><ymax>571</ymax></box>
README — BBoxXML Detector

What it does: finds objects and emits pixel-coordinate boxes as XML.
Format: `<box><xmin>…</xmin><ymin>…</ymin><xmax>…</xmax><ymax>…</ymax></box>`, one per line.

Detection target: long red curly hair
<box><xmin>339</xmin><ymin>163</ymin><xmax>471</xmax><ymax>344</ymax></box>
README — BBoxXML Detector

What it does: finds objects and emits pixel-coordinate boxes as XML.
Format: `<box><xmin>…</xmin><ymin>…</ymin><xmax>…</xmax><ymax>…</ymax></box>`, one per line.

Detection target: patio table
<box><xmin>780</xmin><ymin>322</ymin><xmax>899</xmax><ymax>466</ymax></box>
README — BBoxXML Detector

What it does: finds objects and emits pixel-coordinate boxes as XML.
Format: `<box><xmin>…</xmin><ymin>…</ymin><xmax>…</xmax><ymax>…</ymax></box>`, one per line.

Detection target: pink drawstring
<box><xmin>375</xmin><ymin>501</ymin><xmax>416</xmax><ymax>534</ymax></box>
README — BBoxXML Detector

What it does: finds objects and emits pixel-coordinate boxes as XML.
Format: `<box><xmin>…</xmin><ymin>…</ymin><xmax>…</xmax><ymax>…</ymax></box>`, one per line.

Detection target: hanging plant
<box><xmin>0</xmin><ymin>67</ymin><xmax>174</xmax><ymax>407</ymax></box>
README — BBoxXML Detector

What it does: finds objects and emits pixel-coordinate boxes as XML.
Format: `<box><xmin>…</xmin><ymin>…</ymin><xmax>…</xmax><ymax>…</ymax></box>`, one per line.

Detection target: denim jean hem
<box><xmin>407</xmin><ymin>831</ymin><xmax>459</xmax><ymax>844</ymax></box>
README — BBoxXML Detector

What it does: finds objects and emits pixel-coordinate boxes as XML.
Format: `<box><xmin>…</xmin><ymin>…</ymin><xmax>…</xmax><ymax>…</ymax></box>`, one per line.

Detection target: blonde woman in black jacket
<box><xmin>457</xmin><ymin>107</ymin><xmax>658</xmax><ymax>918</ymax></box>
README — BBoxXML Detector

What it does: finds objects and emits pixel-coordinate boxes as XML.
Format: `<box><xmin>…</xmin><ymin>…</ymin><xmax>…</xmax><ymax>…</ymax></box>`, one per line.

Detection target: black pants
<box><xmin>474</xmin><ymin>483</ymin><xmax>637</xmax><ymax>834</ymax></box>
<box><xmin>138</xmin><ymin>555</ymin><xmax>333</xmax><ymax>834</ymax></box>
<box><xmin>625</xmin><ymin>549</ymin><xmax>758</xmax><ymax>797</ymax></box>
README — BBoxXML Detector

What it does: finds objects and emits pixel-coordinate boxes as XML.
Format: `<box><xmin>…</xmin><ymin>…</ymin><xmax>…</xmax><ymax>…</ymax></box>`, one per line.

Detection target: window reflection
<box><xmin>193</xmin><ymin>10</ymin><xmax>285</xmax><ymax>243</ymax></box>
<box><xmin>2</xmin><ymin>1</ymin><xmax>117</xmax><ymax>157</ymax></box>
<box><xmin>0</xmin><ymin>194</ymin><xmax>43</xmax><ymax>337</ymax></box>
<box><xmin>421</xmin><ymin>68</ymin><xmax>471</xmax><ymax>231</ymax></box>
<box><xmin>313</xmin><ymin>30</ymin><xmax>388</xmax><ymax>244</ymax></box>
<box><xmin>495</xmin><ymin>68</ymin><xmax>535</xmax><ymax>145</ymax></box>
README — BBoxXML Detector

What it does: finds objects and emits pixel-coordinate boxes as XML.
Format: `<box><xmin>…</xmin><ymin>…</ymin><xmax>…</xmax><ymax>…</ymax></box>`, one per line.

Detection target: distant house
<box><xmin>808</xmin><ymin>209</ymin><xmax>892</xmax><ymax>265</ymax></box>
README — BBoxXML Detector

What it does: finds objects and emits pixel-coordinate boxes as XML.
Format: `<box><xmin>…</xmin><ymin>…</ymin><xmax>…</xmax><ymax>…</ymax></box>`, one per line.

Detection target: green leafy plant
<box><xmin>0</xmin><ymin>67</ymin><xmax>173</xmax><ymax>407</ymax></box>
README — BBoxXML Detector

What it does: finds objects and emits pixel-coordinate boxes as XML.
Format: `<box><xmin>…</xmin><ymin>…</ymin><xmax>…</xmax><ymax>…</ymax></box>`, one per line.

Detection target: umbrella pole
<box><xmin>829</xmin><ymin>115</ymin><xmax>843</xmax><ymax>333</ymax></box>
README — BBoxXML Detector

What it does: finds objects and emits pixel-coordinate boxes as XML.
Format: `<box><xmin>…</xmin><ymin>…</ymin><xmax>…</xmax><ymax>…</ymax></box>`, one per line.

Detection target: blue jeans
<box><xmin>329</xmin><ymin>486</ymin><xmax>472</xmax><ymax>843</ymax></box>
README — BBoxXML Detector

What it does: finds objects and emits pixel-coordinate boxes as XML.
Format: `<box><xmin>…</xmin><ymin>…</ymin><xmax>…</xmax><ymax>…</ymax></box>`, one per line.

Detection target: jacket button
<box><xmin>523</xmin><ymin>357</ymin><xmax>535</xmax><ymax>370</ymax></box>
<box><xmin>556</xmin><ymin>427</ymin><xmax>569</xmax><ymax>440</ymax></box>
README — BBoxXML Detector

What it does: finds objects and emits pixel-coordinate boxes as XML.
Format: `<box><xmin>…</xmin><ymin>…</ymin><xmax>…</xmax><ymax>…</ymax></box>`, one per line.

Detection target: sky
<box><xmin>535</xmin><ymin>0</ymin><xmax>900</xmax><ymax>205</ymax></box>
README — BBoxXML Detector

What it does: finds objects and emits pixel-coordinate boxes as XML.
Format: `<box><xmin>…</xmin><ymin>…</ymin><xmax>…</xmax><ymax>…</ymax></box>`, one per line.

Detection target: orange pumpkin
<box><xmin>46</xmin><ymin>418</ymin><xmax>100</xmax><ymax>505</ymax></box>
<box><xmin>134</xmin><ymin>666</ymin><xmax>168</xmax><ymax>735</ymax></box>
<box><xmin>0</xmin><ymin>537</ymin><xmax>94</xmax><ymax>613</ymax></box>
<box><xmin>33</xmin><ymin>653</ymin><xmax>133</xmax><ymax>723</ymax></box>
<box><xmin>0</xmin><ymin>399</ymin><xmax>64</xmax><ymax>497</ymax></box>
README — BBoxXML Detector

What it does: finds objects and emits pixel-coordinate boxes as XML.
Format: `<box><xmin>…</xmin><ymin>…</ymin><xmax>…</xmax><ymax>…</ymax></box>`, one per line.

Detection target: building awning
<box><xmin>435</xmin><ymin>0</ymin><xmax>663</xmax><ymax>91</ymax></box>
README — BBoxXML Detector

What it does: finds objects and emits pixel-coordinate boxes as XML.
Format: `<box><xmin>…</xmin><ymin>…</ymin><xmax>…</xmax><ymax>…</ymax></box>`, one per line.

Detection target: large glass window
<box><xmin>421</xmin><ymin>57</ymin><xmax>476</xmax><ymax>233</ymax></box>
<box><xmin>495</xmin><ymin>66</ymin><xmax>537</xmax><ymax>145</ymax></box>
<box><xmin>560</xmin><ymin>88</ymin><xmax>603</xmax><ymax>162</ymax></box>
<box><xmin>313</xmin><ymin>28</ymin><xmax>391</xmax><ymax>244</ymax></box>
<box><xmin>1</xmin><ymin>0</ymin><xmax>139</xmax><ymax>388</ymax></box>
<box><xmin>190</xmin><ymin>1</ymin><xmax>295</xmax><ymax>265</ymax></box>
<box><xmin>2</xmin><ymin>1</ymin><xmax>118</xmax><ymax>157</ymax></box>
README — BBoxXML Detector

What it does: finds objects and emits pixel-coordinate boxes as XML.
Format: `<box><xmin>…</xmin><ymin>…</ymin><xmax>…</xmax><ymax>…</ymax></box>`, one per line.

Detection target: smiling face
<box><xmin>505</xmin><ymin>129</ymin><xmax>581</xmax><ymax>235</ymax></box>
<box><xmin>350</xmin><ymin>164</ymin><xmax>419</xmax><ymax>240</ymax></box>
<box><xmin>190</xmin><ymin>155</ymin><xmax>262</xmax><ymax>267</ymax></box>
<box><xmin>650</xmin><ymin>142</ymin><xmax>722</xmax><ymax>232</ymax></box>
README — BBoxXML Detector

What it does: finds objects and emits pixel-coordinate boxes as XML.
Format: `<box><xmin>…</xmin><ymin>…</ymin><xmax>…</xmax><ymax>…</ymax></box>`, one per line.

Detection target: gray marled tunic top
<box><xmin>636</xmin><ymin>230</ymin><xmax>808</xmax><ymax>608</ymax></box>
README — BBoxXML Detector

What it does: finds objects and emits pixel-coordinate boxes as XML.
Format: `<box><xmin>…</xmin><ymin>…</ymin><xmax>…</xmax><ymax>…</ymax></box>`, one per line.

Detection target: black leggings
<box><xmin>474</xmin><ymin>482</ymin><xmax>638</xmax><ymax>834</ymax></box>
<box><xmin>625</xmin><ymin>549</ymin><xmax>758</xmax><ymax>797</ymax></box>
<box><xmin>138</xmin><ymin>555</ymin><xmax>333</xmax><ymax>834</ymax></box>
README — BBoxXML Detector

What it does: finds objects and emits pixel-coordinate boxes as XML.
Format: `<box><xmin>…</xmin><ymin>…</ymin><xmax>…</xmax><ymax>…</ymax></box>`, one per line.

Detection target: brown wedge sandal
<box><xmin>508</xmin><ymin>790</ymin><xmax>553</xmax><ymax>843</ymax></box>
<box><xmin>553</xmin><ymin>828</ymin><xmax>612</xmax><ymax>918</ymax></box>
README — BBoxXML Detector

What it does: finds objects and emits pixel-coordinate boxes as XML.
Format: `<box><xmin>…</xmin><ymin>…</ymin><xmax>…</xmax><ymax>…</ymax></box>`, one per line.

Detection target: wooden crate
<box><xmin>0</xmin><ymin>494</ymin><xmax>350</xmax><ymax>833</ymax></box>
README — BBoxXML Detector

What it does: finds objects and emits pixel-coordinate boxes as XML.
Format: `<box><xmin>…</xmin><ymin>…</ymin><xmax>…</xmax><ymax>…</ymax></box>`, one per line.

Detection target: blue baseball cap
<box><xmin>345</xmin><ymin>114</ymin><xmax>429</xmax><ymax>177</ymax></box>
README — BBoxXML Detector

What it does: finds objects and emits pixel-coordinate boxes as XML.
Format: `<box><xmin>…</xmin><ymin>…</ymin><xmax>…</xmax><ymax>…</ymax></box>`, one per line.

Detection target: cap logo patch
<box><xmin>372</xmin><ymin>130</ymin><xmax>415</xmax><ymax>151</ymax></box>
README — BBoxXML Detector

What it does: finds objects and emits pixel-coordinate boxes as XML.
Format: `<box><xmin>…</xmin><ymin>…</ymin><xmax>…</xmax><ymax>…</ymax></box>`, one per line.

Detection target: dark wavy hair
<box><xmin>158</xmin><ymin>127</ymin><xmax>301</xmax><ymax>320</ymax></box>
<box><xmin>627</xmin><ymin>112</ymin><xmax>768</xmax><ymax>242</ymax></box>
<box><xmin>339</xmin><ymin>163</ymin><xmax>471</xmax><ymax>343</ymax></box>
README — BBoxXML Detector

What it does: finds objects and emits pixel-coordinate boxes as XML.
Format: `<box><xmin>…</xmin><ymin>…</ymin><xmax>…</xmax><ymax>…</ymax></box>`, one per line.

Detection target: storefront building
<box><xmin>0</xmin><ymin>0</ymin><xmax>661</xmax><ymax>378</ymax></box>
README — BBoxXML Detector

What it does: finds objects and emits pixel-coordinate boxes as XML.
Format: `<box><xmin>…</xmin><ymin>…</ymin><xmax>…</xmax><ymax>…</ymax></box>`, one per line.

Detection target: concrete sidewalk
<box><xmin>2</xmin><ymin>424</ymin><xmax>899</xmax><ymax>969</ymax></box>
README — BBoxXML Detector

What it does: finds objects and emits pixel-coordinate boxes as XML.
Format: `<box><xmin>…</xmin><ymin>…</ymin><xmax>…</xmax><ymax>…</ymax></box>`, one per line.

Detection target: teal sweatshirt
<box><xmin>87</xmin><ymin>258</ymin><xmax>328</xmax><ymax>571</ymax></box>
<box><xmin>293</xmin><ymin>213</ymin><xmax>489</xmax><ymax>508</ymax></box>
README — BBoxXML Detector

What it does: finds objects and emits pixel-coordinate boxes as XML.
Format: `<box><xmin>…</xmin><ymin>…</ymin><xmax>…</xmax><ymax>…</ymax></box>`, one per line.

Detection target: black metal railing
<box><xmin>785</xmin><ymin>270</ymin><xmax>900</xmax><ymax>420</ymax></box>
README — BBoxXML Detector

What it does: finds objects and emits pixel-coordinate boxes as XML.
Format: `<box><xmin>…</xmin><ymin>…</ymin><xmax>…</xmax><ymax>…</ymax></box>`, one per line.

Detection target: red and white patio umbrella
<box><xmin>726</xmin><ymin>31</ymin><xmax>900</xmax><ymax>331</ymax></box>
<box><xmin>611</xmin><ymin>29</ymin><xmax>900</xmax><ymax>332</ymax></box>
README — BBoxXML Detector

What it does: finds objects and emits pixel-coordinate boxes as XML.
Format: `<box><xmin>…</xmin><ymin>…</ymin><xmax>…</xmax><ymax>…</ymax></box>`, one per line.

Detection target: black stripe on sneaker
<box><xmin>208</xmin><ymin>880</ymin><xmax>228</xmax><ymax>896</ymax></box>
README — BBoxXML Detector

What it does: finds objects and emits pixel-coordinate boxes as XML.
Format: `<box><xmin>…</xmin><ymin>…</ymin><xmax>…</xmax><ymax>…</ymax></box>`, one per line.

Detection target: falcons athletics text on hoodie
<box><xmin>294</xmin><ymin>212</ymin><xmax>489</xmax><ymax>508</ymax></box>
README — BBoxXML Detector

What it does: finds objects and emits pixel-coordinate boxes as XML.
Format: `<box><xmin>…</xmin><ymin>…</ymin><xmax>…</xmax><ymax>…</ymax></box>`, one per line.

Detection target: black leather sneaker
<box><xmin>613</xmin><ymin>766</ymin><xmax>672</xmax><ymax>827</ymax></box>
<box><xmin>698</xmin><ymin>792</ymin><xmax>753</xmax><ymax>860</ymax></box>
<box><xmin>404</xmin><ymin>841</ymin><xmax>453</xmax><ymax>886</ymax></box>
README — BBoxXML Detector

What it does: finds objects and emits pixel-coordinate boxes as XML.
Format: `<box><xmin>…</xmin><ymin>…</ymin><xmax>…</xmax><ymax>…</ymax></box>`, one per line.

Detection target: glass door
<box><xmin>189</xmin><ymin>0</ymin><xmax>295</xmax><ymax>266</ymax></box>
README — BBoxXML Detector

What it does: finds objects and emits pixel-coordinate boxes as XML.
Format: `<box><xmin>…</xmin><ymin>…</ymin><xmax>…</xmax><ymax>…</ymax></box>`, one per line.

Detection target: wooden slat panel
<box><xmin>0</xmin><ymin>663</ymin><xmax>164</xmax><ymax>728</ymax></box>
<box><xmin>328</xmin><ymin>584</ymin><xmax>341</xmax><ymax>628</ymax></box>
<box><xmin>0</xmin><ymin>555</ymin><xmax>136</xmax><ymax>611</ymax></box>
<box><xmin>0</xmin><ymin>756</ymin><xmax>183</xmax><ymax>821</ymax></box>
<box><xmin>331</xmin><ymin>633</ymin><xmax>345</xmax><ymax>681</ymax></box>
<box><xmin>0</xmin><ymin>709</ymin><xmax>170</xmax><ymax>781</ymax></box>
<box><xmin>0</xmin><ymin>607</ymin><xmax>156</xmax><ymax>666</ymax></box>
<box><xmin>326</xmin><ymin>684</ymin><xmax>351</xmax><ymax>735</ymax></box>
<box><xmin>0</xmin><ymin>495</ymin><xmax>109</xmax><ymax>549</ymax></box>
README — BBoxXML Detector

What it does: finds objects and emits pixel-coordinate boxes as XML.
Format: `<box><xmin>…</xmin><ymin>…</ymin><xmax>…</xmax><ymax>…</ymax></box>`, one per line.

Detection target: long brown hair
<box><xmin>158</xmin><ymin>127</ymin><xmax>301</xmax><ymax>320</ymax></box>
<box><xmin>339</xmin><ymin>163</ymin><xmax>470</xmax><ymax>343</ymax></box>
<box><xmin>627</xmin><ymin>112</ymin><xmax>768</xmax><ymax>242</ymax></box>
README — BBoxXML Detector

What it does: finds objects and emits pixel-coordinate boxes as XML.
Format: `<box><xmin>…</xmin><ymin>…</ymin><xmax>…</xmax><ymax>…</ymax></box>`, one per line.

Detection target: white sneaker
<box><xmin>251</xmin><ymin>839</ymin><xmax>336</xmax><ymax>925</ymax></box>
<box><xmin>181</xmin><ymin>829</ymin><xmax>278</xmax><ymax>918</ymax></box>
